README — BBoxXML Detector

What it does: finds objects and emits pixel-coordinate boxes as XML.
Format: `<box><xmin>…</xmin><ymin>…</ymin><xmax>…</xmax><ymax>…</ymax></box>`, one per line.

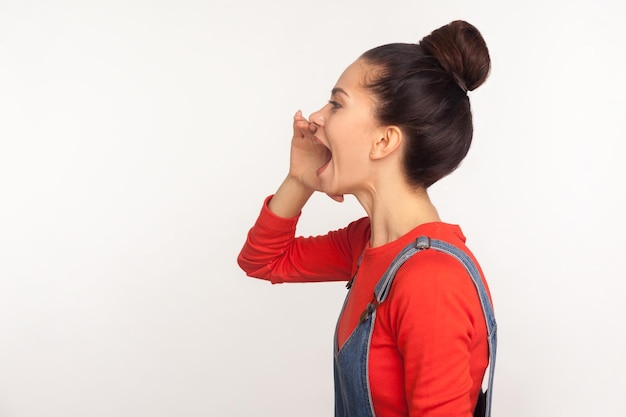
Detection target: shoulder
<box><xmin>392</xmin><ymin>249</ymin><xmax>474</xmax><ymax>301</ymax></box>
<box><xmin>384</xmin><ymin>246</ymin><xmax>483</xmax><ymax>329</ymax></box>
<box><xmin>387</xmin><ymin>224</ymin><xmax>483</xmax><ymax>304</ymax></box>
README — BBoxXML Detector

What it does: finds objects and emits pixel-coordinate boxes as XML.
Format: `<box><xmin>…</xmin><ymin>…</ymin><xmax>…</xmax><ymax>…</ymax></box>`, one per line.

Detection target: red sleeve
<box><xmin>389</xmin><ymin>250</ymin><xmax>485</xmax><ymax>417</ymax></box>
<box><xmin>237</xmin><ymin>196</ymin><xmax>370</xmax><ymax>284</ymax></box>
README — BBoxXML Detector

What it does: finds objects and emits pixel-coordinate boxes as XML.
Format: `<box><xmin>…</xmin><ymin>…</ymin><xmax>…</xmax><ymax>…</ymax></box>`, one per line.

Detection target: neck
<box><xmin>355</xmin><ymin>181</ymin><xmax>441</xmax><ymax>248</ymax></box>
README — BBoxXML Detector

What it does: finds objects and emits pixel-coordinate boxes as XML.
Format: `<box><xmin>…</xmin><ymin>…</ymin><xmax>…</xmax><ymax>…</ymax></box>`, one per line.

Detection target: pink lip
<box><xmin>316</xmin><ymin>159</ymin><xmax>330</xmax><ymax>176</ymax></box>
<box><xmin>312</xmin><ymin>135</ymin><xmax>332</xmax><ymax>176</ymax></box>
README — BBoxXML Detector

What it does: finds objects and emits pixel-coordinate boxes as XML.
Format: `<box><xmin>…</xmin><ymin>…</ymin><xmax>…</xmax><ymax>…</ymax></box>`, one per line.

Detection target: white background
<box><xmin>1</xmin><ymin>1</ymin><xmax>625</xmax><ymax>416</ymax></box>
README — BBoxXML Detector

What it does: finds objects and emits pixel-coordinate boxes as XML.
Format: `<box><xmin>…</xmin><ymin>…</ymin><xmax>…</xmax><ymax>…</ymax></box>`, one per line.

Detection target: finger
<box><xmin>293</xmin><ymin>112</ymin><xmax>317</xmax><ymax>141</ymax></box>
<box><xmin>293</xmin><ymin>110</ymin><xmax>309</xmax><ymax>138</ymax></box>
<box><xmin>294</xmin><ymin>121</ymin><xmax>310</xmax><ymax>138</ymax></box>
<box><xmin>294</xmin><ymin>110</ymin><xmax>308</xmax><ymax>122</ymax></box>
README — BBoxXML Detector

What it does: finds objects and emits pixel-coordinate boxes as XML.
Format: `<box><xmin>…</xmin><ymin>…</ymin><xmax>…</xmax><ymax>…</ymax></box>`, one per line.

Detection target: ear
<box><xmin>370</xmin><ymin>126</ymin><xmax>403</xmax><ymax>160</ymax></box>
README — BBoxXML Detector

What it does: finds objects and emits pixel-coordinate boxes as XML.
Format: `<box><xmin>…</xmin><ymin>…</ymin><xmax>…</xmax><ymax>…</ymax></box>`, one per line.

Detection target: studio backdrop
<box><xmin>1</xmin><ymin>1</ymin><xmax>625</xmax><ymax>416</ymax></box>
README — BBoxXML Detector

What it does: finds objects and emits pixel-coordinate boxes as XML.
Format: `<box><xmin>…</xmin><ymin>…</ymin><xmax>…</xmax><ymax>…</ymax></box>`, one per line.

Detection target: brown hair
<box><xmin>361</xmin><ymin>20</ymin><xmax>490</xmax><ymax>187</ymax></box>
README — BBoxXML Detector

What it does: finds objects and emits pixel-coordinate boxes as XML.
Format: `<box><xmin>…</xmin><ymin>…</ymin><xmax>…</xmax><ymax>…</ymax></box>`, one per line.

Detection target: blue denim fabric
<box><xmin>333</xmin><ymin>312</ymin><xmax>376</xmax><ymax>417</ymax></box>
<box><xmin>333</xmin><ymin>236</ymin><xmax>497</xmax><ymax>417</ymax></box>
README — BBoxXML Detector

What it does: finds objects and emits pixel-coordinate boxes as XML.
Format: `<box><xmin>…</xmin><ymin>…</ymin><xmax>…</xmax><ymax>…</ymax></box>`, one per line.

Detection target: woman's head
<box><xmin>360</xmin><ymin>20</ymin><xmax>490</xmax><ymax>188</ymax></box>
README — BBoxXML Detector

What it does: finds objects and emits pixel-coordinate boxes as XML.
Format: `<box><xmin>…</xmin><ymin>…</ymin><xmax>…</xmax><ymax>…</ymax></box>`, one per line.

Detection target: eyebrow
<box><xmin>331</xmin><ymin>87</ymin><xmax>350</xmax><ymax>98</ymax></box>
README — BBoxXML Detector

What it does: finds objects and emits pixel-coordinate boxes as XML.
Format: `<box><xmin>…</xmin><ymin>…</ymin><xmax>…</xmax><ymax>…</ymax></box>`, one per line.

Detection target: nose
<box><xmin>309</xmin><ymin>107</ymin><xmax>325</xmax><ymax>128</ymax></box>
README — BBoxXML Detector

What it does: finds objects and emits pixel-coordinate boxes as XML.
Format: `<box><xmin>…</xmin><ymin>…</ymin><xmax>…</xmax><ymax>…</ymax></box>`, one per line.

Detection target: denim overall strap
<box><xmin>334</xmin><ymin>245</ymin><xmax>375</xmax><ymax>417</ymax></box>
<box><xmin>333</xmin><ymin>310</ymin><xmax>377</xmax><ymax>417</ymax></box>
<box><xmin>334</xmin><ymin>236</ymin><xmax>496</xmax><ymax>417</ymax></box>
<box><xmin>410</xmin><ymin>236</ymin><xmax>497</xmax><ymax>417</ymax></box>
<box><xmin>360</xmin><ymin>236</ymin><xmax>496</xmax><ymax>417</ymax></box>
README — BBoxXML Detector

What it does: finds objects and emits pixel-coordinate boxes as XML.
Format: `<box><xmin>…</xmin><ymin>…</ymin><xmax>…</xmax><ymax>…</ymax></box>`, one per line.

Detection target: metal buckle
<box><xmin>415</xmin><ymin>236</ymin><xmax>431</xmax><ymax>250</ymax></box>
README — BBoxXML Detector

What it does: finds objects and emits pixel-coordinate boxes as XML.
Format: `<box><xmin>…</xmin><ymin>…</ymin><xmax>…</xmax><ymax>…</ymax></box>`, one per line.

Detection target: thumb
<box><xmin>293</xmin><ymin>110</ymin><xmax>309</xmax><ymax>138</ymax></box>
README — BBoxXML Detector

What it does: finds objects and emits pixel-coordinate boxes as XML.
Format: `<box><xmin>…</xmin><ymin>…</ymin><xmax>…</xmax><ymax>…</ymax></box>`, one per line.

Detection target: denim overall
<box><xmin>333</xmin><ymin>236</ymin><xmax>497</xmax><ymax>417</ymax></box>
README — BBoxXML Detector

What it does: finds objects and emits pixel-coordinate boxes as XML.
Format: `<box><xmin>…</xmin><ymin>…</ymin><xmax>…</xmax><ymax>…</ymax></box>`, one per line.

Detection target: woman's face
<box><xmin>309</xmin><ymin>59</ymin><xmax>384</xmax><ymax>197</ymax></box>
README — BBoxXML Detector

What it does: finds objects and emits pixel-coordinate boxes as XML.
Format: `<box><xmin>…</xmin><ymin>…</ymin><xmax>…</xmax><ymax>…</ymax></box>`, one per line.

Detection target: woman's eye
<box><xmin>328</xmin><ymin>100</ymin><xmax>341</xmax><ymax>110</ymax></box>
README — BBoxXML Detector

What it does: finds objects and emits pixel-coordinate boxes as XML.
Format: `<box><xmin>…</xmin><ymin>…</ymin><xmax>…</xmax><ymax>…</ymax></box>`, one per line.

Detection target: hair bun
<box><xmin>419</xmin><ymin>20</ymin><xmax>490</xmax><ymax>92</ymax></box>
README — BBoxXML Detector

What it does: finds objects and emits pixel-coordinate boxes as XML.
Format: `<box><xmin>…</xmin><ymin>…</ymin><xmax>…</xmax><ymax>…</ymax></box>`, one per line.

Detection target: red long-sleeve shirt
<box><xmin>237</xmin><ymin>196</ymin><xmax>491</xmax><ymax>417</ymax></box>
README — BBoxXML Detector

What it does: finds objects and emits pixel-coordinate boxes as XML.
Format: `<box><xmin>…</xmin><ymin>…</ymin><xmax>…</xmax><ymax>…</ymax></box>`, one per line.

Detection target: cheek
<box><xmin>326</xmin><ymin>109</ymin><xmax>375</xmax><ymax>154</ymax></box>
<box><xmin>327</xmin><ymin>115</ymin><xmax>364</xmax><ymax>143</ymax></box>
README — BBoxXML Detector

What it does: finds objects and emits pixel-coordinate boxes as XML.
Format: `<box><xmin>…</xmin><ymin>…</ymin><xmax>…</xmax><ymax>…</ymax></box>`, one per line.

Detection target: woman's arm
<box><xmin>237</xmin><ymin>195</ymin><xmax>369</xmax><ymax>284</ymax></box>
<box><xmin>268</xmin><ymin>110</ymin><xmax>343</xmax><ymax>218</ymax></box>
<box><xmin>391</xmin><ymin>253</ymin><xmax>488</xmax><ymax>416</ymax></box>
<box><xmin>267</xmin><ymin>175</ymin><xmax>314</xmax><ymax>219</ymax></box>
<box><xmin>237</xmin><ymin>111</ymin><xmax>364</xmax><ymax>283</ymax></box>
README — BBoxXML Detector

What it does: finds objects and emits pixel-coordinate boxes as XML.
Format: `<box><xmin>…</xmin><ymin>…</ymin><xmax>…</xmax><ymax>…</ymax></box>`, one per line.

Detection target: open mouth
<box><xmin>317</xmin><ymin>148</ymin><xmax>332</xmax><ymax>176</ymax></box>
<box><xmin>313</xmin><ymin>136</ymin><xmax>332</xmax><ymax>176</ymax></box>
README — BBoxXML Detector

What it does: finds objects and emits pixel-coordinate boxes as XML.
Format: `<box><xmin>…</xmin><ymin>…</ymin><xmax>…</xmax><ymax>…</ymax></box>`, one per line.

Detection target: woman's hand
<box><xmin>268</xmin><ymin>111</ymin><xmax>343</xmax><ymax>218</ymax></box>
<box><xmin>288</xmin><ymin>110</ymin><xmax>328</xmax><ymax>191</ymax></box>
<box><xmin>289</xmin><ymin>111</ymin><xmax>344</xmax><ymax>202</ymax></box>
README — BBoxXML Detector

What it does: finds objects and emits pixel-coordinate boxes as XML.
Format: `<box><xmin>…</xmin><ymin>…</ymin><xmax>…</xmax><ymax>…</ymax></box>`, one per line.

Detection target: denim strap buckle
<box><xmin>415</xmin><ymin>236</ymin><xmax>431</xmax><ymax>249</ymax></box>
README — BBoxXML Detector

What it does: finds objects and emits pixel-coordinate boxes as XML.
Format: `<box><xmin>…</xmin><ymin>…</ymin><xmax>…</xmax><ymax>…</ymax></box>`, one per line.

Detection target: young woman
<box><xmin>238</xmin><ymin>20</ymin><xmax>496</xmax><ymax>417</ymax></box>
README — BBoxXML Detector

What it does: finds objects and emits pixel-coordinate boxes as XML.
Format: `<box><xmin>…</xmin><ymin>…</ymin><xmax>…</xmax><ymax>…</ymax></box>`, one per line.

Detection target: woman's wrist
<box><xmin>268</xmin><ymin>176</ymin><xmax>315</xmax><ymax>218</ymax></box>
